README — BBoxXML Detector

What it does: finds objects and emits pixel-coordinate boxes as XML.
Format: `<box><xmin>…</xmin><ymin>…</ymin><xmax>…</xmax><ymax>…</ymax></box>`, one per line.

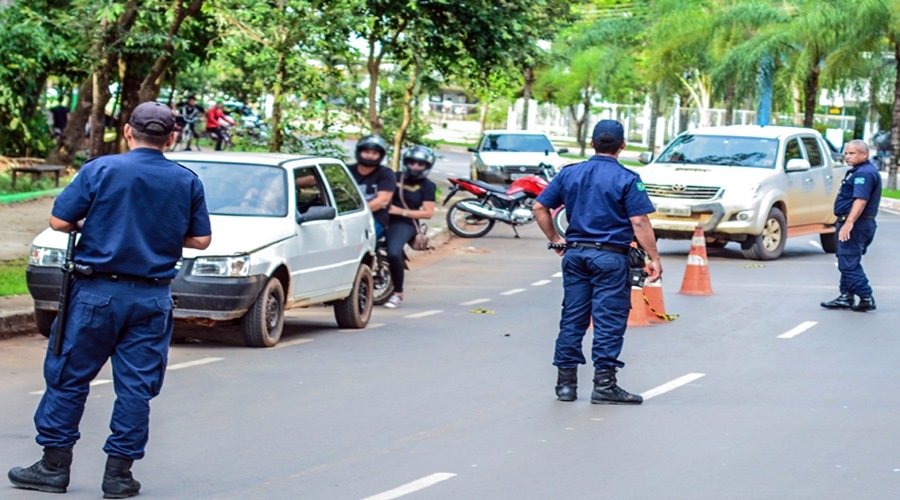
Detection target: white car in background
<box><xmin>468</xmin><ymin>130</ymin><xmax>569</xmax><ymax>183</ymax></box>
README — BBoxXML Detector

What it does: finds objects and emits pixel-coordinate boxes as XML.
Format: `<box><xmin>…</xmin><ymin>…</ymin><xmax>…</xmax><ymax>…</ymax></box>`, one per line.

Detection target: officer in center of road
<box><xmin>8</xmin><ymin>101</ymin><xmax>212</xmax><ymax>498</ymax></box>
<box><xmin>533</xmin><ymin>119</ymin><xmax>661</xmax><ymax>405</ymax></box>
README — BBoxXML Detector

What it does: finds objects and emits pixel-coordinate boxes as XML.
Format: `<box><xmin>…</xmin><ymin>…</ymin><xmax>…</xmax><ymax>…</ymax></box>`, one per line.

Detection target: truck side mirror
<box><xmin>297</xmin><ymin>206</ymin><xmax>336</xmax><ymax>225</ymax></box>
<box><xmin>557</xmin><ymin>148</ymin><xmax>569</xmax><ymax>154</ymax></box>
<box><xmin>638</xmin><ymin>152</ymin><xmax>653</xmax><ymax>164</ymax></box>
<box><xmin>467</xmin><ymin>147</ymin><xmax>478</xmax><ymax>153</ymax></box>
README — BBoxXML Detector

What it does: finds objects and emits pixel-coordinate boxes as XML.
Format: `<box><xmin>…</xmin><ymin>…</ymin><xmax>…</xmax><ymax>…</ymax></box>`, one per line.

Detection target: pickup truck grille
<box><xmin>645</xmin><ymin>183</ymin><xmax>721</xmax><ymax>200</ymax></box>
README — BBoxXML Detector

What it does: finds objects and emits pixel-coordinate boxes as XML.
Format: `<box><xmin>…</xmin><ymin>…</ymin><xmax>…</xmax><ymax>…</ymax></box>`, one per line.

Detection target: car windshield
<box><xmin>657</xmin><ymin>135</ymin><xmax>779</xmax><ymax>169</ymax></box>
<box><xmin>182</xmin><ymin>162</ymin><xmax>287</xmax><ymax>217</ymax></box>
<box><xmin>480</xmin><ymin>134</ymin><xmax>554</xmax><ymax>153</ymax></box>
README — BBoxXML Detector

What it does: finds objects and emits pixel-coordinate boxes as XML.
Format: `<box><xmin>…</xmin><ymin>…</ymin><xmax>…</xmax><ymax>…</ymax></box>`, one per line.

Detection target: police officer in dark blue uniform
<box><xmin>9</xmin><ymin>102</ymin><xmax>212</xmax><ymax>498</ymax></box>
<box><xmin>821</xmin><ymin>139</ymin><xmax>881</xmax><ymax>312</ymax></box>
<box><xmin>534</xmin><ymin>119</ymin><xmax>661</xmax><ymax>405</ymax></box>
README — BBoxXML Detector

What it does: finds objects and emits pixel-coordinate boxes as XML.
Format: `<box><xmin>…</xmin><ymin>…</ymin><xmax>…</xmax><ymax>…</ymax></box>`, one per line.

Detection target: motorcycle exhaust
<box><xmin>456</xmin><ymin>200</ymin><xmax>512</xmax><ymax>222</ymax></box>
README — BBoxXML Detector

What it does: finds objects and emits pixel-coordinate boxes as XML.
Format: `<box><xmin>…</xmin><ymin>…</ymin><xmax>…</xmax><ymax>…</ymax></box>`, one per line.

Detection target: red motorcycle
<box><xmin>443</xmin><ymin>162</ymin><xmax>566</xmax><ymax>238</ymax></box>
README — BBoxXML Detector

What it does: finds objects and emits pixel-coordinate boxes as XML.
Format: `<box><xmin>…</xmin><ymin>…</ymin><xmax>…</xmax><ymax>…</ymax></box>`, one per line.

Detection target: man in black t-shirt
<box><xmin>349</xmin><ymin>134</ymin><xmax>395</xmax><ymax>238</ymax></box>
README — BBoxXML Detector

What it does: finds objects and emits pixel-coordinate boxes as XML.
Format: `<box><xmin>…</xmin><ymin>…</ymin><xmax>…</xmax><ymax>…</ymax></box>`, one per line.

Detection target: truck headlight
<box><xmin>30</xmin><ymin>246</ymin><xmax>65</xmax><ymax>267</ymax></box>
<box><xmin>191</xmin><ymin>256</ymin><xmax>250</xmax><ymax>277</ymax></box>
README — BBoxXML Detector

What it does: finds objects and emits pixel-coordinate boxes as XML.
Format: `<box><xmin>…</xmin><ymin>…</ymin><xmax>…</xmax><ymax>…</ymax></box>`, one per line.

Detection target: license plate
<box><xmin>656</xmin><ymin>205</ymin><xmax>691</xmax><ymax>217</ymax></box>
<box><xmin>510</xmin><ymin>173</ymin><xmax>529</xmax><ymax>180</ymax></box>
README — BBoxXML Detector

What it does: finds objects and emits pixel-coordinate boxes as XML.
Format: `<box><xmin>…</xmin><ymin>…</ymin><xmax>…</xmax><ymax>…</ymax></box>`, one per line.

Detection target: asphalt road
<box><xmin>2</xmin><ymin>211</ymin><xmax>899</xmax><ymax>499</ymax></box>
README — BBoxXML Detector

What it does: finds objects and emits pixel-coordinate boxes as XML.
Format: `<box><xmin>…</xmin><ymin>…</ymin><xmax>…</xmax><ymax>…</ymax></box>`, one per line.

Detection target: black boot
<box><xmin>821</xmin><ymin>293</ymin><xmax>854</xmax><ymax>309</ymax></box>
<box><xmin>591</xmin><ymin>367</ymin><xmax>643</xmax><ymax>405</ymax></box>
<box><xmin>102</xmin><ymin>456</ymin><xmax>141</xmax><ymax>499</ymax></box>
<box><xmin>8</xmin><ymin>446</ymin><xmax>72</xmax><ymax>493</ymax></box>
<box><xmin>852</xmin><ymin>296</ymin><xmax>876</xmax><ymax>312</ymax></box>
<box><xmin>555</xmin><ymin>367</ymin><xmax>578</xmax><ymax>402</ymax></box>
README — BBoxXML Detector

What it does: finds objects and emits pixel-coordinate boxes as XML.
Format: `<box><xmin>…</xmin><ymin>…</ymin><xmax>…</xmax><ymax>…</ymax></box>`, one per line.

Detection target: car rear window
<box><xmin>182</xmin><ymin>162</ymin><xmax>287</xmax><ymax>217</ymax></box>
<box><xmin>479</xmin><ymin>134</ymin><xmax>554</xmax><ymax>153</ymax></box>
<box><xmin>657</xmin><ymin>135</ymin><xmax>779</xmax><ymax>169</ymax></box>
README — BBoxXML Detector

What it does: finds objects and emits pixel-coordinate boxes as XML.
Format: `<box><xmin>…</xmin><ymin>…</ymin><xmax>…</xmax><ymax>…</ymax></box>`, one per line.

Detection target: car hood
<box><xmin>639</xmin><ymin>163</ymin><xmax>772</xmax><ymax>187</ymax></box>
<box><xmin>30</xmin><ymin>215</ymin><xmax>294</xmax><ymax>258</ymax></box>
<box><xmin>476</xmin><ymin>151</ymin><xmax>561</xmax><ymax>166</ymax></box>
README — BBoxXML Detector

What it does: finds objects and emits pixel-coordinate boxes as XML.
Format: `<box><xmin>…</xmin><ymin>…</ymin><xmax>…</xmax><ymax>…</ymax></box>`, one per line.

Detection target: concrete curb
<box><xmin>0</xmin><ymin>306</ymin><xmax>36</xmax><ymax>339</ymax></box>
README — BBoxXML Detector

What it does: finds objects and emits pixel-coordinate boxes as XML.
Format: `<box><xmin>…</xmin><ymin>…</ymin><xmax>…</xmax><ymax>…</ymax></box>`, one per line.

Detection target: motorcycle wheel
<box><xmin>373</xmin><ymin>250</ymin><xmax>394</xmax><ymax>305</ymax></box>
<box><xmin>447</xmin><ymin>198</ymin><xmax>496</xmax><ymax>238</ymax></box>
<box><xmin>552</xmin><ymin>206</ymin><xmax>567</xmax><ymax>237</ymax></box>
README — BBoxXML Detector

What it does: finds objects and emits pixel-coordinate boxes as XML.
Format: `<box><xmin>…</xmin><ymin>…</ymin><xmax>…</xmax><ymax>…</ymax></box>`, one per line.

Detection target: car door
<box><xmin>782</xmin><ymin>136</ymin><xmax>816</xmax><ymax>225</ymax></box>
<box><xmin>288</xmin><ymin>165</ymin><xmax>345</xmax><ymax>300</ymax></box>
<box><xmin>799</xmin><ymin>135</ymin><xmax>832</xmax><ymax>222</ymax></box>
<box><xmin>319</xmin><ymin>162</ymin><xmax>372</xmax><ymax>285</ymax></box>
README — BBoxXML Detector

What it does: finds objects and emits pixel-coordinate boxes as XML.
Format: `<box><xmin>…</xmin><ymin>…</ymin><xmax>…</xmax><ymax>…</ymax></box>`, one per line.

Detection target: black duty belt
<box><xmin>836</xmin><ymin>215</ymin><xmax>875</xmax><ymax>222</ymax></box>
<box><xmin>566</xmin><ymin>242</ymin><xmax>630</xmax><ymax>255</ymax></box>
<box><xmin>79</xmin><ymin>272</ymin><xmax>172</xmax><ymax>286</ymax></box>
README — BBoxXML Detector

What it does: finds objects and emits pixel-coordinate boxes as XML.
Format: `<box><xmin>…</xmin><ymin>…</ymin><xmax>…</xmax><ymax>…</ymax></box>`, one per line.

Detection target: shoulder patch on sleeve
<box><xmin>636</xmin><ymin>181</ymin><xmax>646</xmax><ymax>191</ymax></box>
<box><xmin>854</xmin><ymin>177</ymin><xmax>865</xmax><ymax>185</ymax></box>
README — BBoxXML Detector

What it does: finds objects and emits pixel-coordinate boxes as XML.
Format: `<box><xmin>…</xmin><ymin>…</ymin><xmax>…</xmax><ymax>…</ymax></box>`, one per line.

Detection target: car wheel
<box><xmin>372</xmin><ymin>250</ymin><xmax>394</xmax><ymax>306</ymax></box>
<box><xmin>334</xmin><ymin>264</ymin><xmax>373</xmax><ymax>329</ymax></box>
<box><xmin>35</xmin><ymin>309</ymin><xmax>56</xmax><ymax>338</ymax></box>
<box><xmin>741</xmin><ymin>207</ymin><xmax>786</xmax><ymax>260</ymax></box>
<box><xmin>241</xmin><ymin>277</ymin><xmax>285</xmax><ymax>347</ymax></box>
<box><xmin>820</xmin><ymin>231</ymin><xmax>837</xmax><ymax>254</ymax></box>
<box><xmin>447</xmin><ymin>198</ymin><xmax>495</xmax><ymax>238</ymax></box>
<box><xmin>552</xmin><ymin>206</ymin><xmax>567</xmax><ymax>237</ymax></box>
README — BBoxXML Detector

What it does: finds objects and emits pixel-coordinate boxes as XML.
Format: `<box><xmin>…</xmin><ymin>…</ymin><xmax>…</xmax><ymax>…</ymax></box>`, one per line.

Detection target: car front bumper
<box><xmin>648</xmin><ymin>200</ymin><xmax>765</xmax><ymax>237</ymax></box>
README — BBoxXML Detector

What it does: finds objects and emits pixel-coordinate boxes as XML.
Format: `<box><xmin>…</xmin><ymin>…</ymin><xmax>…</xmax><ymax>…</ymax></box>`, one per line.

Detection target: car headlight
<box><xmin>191</xmin><ymin>255</ymin><xmax>250</xmax><ymax>277</ymax></box>
<box><xmin>30</xmin><ymin>246</ymin><xmax>65</xmax><ymax>267</ymax></box>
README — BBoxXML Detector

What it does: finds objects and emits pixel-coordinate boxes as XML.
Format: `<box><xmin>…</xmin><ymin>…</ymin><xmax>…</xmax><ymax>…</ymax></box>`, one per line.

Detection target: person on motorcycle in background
<box><xmin>179</xmin><ymin>96</ymin><xmax>202</xmax><ymax>151</ymax></box>
<box><xmin>349</xmin><ymin>134</ymin><xmax>395</xmax><ymax>239</ymax></box>
<box><xmin>383</xmin><ymin>145</ymin><xmax>437</xmax><ymax>308</ymax></box>
<box><xmin>205</xmin><ymin>101</ymin><xmax>235</xmax><ymax>151</ymax></box>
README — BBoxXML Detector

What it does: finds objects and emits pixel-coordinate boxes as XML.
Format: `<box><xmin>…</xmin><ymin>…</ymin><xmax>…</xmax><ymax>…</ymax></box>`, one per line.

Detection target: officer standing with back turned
<box><xmin>8</xmin><ymin>101</ymin><xmax>212</xmax><ymax>498</ymax></box>
<box><xmin>533</xmin><ymin>119</ymin><xmax>661</xmax><ymax>405</ymax></box>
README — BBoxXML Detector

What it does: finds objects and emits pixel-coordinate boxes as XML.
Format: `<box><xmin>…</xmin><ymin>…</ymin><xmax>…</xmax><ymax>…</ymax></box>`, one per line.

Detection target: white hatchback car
<box><xmin>26</xmin><ymin>152</ymin><xmax>377</xmax><ymax>347</ymax></box>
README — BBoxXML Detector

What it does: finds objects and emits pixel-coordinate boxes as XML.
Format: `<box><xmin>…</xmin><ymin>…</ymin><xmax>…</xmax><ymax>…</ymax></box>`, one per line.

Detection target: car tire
<box><xmin>741</xmin><ymin>207</ymin><xmax>786</xmax><ymax>260</ymax></box>
<box><xmin>447</xmin><ymin>198</ymin><xmax>495</xmax><ymax>238</ymax></box>
<box><xmin>334</xmin><ymin>264</ymin><xmax>373</xmax><ymax>329</ymax></box>
<box><xmin>35</xmin><ymin>309</ymin><xmax>56</xmax><ymax>338</ymax></box>
<box><xmin>820</xmin><ymin>231</ymin><xmax>837</xmax><ymax>254</ymax></box>
<box><xmin>241</xmin><ymin>277</ymin><xmax>285</xmax><ymax>347</ymax></box>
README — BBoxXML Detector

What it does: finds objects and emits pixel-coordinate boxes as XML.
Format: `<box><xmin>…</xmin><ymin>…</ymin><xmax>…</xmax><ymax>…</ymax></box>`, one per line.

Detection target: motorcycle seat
<box><xmin>466</xmin><ymin>179</ymin><xmax>508</xmax><ymax>193</ymax></box>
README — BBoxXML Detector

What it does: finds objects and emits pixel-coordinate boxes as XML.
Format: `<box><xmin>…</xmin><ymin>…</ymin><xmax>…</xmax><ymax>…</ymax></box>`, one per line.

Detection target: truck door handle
<box><xmin>804</xmin><ymin>178</ymin><xmax>813</xmax><ymax>183</ymax></box>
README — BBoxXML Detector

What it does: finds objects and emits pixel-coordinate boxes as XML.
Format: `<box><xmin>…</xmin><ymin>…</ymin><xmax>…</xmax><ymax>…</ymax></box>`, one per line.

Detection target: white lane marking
<box><xmin>271</xmin><ymin>338</ymin><xmax>314</xmax><ymax>350</ymax></box>
<box><xmin>460</xmin><ymin>298</ymin><xmax>490</xmax><ymax>306</ymax></box>
<box><xmin>641</xmin><ymin>373</ymin><xmax>706</xmax><ymax>400</ymax></box>
<box><xmin>500</xmin><ymin>288</ymin><xmax>526</xmax><ymax>296</ymax></box>
<box><xmin>531</xmin><ymin>280</ymin><xmax>552</xmax><ymax>286</ymax></box>
<box><xmin>809</xmin><ymin>240</ymin><xmax>822</xmax><ymax>249</ymax></box>
<box><xmin>167</xmin><ymin>357</ymin><xmax>224</xmax><ymax>371</ymax></box>
<box><xmin>30</xmin><ymin>378</ymin><xmax>112</xmax><ymax>396</ymax></box>
<box><xmin>363</xmin><ymin>473</ymin><xmax>457</xmax><ymax>500</ymax></box>
<box><xmin>778</xmin><ymin>321</ymin><xmax>818</xmax><ymax>339</ymax></box>
<box><xmin>405</xmin><ymin>310</ymin><xmax>443</xmax><ymax>319</ymax></box>
<box><xmin>552</xmin><ymin>272</ymin><xmax>562</xmax><ymax>278</ymax></box>
<box><xmin>339</xmin><ymin>323</ymin><xmax>385</xmax><ymax>333</ymax></box>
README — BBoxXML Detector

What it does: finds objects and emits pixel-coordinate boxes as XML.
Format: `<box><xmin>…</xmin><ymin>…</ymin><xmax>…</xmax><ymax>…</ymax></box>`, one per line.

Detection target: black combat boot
<box><xmin>8</xmin><ymin>446</ymin><xmax>73</xmax><ymax>493</ymax></box>
<box><xmin>591</xmin><ymin>367</ymin><xmax>643</xmax><ymax>405</ymax></box>
<box><xmin>102</xmin><ymin>456</ymin><xmax>141</xmax><ymax>499</ymax></box>
<box><xmin>821</xmin><ymin>293</ymin><xmax>854</xmax><ymax>309</ymax></box>
<box><xmin>555</xmin><ymin>367</ymin><xmax>578</xmax><ymax>402</ymax></box>
<box><xmin>852</xmin><ymin>296</ymin><xmax>876</xmax><ymax>312</ymax></box>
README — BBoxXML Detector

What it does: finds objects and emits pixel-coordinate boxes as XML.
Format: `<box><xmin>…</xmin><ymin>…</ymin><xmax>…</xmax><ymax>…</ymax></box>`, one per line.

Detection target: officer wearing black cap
<box><xmin>821</xmin><ymin>139</ymin><xmax>881</xmax><ymax>312</ymax></box>
<box><xmin>9</xmin><ymin>101</ymin><xmax>212</xmax><ymax>498</ymax></box>
<box><xmin>533</xmin><ymin>119</ymin><xmax>661</xmax><ymax>405</ymax></box>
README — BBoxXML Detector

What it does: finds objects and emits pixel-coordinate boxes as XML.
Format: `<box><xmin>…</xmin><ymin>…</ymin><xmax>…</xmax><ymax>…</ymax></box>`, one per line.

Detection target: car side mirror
<box><xmin>297</xmin><ymin>206</ymin><xmax>336</xmax><ymax>225</ymax></box>
<box><xmin>785</xmin><ymin>158</ymin><xmax>811</xmax><ymax>171</ymax></box>
<box><xmin>638</xmin><ymin>152</ymin><xmax>654</xmax><ymax>164</ymax></box>
<box><xmin>467</xmin><ymin>147</ymin><xmax>478</xmax><ymax>153</ymax></box>
<box><xmin>557</xmin><ymin>148</ymin><xmax>569</xmax><ymax>154</ymax></box>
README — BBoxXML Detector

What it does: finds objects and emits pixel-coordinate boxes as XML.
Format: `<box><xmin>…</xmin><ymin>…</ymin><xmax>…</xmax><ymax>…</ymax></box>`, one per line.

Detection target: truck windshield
<box><xmin>181</xmin><ymin>162</ymin><xmax>288</xmax><ymax>217</ymax></box>
<box><xmin>480</xmin><ymin>134</ymin><xmax>554</xmax><ymax>153</ymax></box>
<box><xmin>657</xmin><ymin>135</ymin><xmax>779</xmax><ymax>169</ymax></box>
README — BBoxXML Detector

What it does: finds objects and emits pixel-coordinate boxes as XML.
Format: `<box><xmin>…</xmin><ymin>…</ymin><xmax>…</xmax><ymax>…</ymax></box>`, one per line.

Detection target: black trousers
<box><xmin>385</xmin><ymin>220</ymin><xmax>416</xmax><ymax>293</ymax></box>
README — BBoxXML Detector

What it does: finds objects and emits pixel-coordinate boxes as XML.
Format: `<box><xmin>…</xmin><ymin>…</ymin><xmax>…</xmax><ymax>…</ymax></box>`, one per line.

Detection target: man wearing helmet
<box><xmin>383</xmin><ymin>145</ymin><xmax>437</xmax><ymax>308</ymax></box>
<box><xmin>350</xmin><ymin>134</ymin><xmax>395</xmax><ymax>238</ymax></box>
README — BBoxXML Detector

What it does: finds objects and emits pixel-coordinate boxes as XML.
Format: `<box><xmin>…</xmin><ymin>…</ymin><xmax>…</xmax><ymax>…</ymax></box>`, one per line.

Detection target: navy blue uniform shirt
<box><xmin>52</xmin><ymin>148</ymin><xmax>211</xmax><ymax>279</ymax></box>
<box><xmin>536</xmin><ymin>155</ymin><xmax>655</xmax><ymax>247</ymax></box>
<box><xmin>834</xmin><ymin>159</ymin><xmax>881</xmax><ymax>217</ymax></box>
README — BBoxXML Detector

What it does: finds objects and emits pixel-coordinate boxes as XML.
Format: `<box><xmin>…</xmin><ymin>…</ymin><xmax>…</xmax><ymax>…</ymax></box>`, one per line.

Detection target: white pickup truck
<box><xmin>637</xmin><ymin>125</ymin><xmax>849</xmax><ymax>260</ymax></box>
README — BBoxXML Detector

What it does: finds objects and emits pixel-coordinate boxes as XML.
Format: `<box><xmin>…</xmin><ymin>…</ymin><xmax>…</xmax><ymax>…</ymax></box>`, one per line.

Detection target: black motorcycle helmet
<box><xmin>355</xmin><ymin>134</ymin><xmax>388</xmax><ymax>167</ymax></box>
<box><xmin>401</xmin><ymin>145</ymin><xmax>435</xmax><ymax>181</ymax></box>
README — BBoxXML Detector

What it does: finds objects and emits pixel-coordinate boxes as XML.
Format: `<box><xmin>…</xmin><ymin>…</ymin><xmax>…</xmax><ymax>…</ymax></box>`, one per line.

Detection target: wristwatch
<box><xmin>402</xmin><ymin>209</ymin><xmax>408</xmax><ymax>217</ymax></box>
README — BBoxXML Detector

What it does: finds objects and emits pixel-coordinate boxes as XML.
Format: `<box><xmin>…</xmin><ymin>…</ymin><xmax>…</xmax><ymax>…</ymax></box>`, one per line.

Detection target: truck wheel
<box><xmin>334</xmin><ymin>264</ymin><xmax>373</xmax><ymax>329</ymax></box>
<box><xmin>820</xmin><ymin>232</ymin><xmax>837</xmax><ymax>254</ymax></box>
<box><xmin>741</xmin><ymin>207</ymin><xmax>786</xmax><ymax>260</ymax></box>
<box><xmin>241</xmin><ymin>277</ymin><xmax>285</xmax><ymax>347</ymax></box>
<box><xmin>35</xmin><ymin>309</ymin><xmax>56</xmax><ymax>338</ymax></box>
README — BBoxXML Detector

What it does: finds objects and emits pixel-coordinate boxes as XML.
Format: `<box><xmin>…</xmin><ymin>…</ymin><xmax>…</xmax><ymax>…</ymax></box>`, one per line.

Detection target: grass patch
<box><xmin>0</xmin><ymin>258</ymin><xmax>29</xmax><ymax>297</ymax></box>
<box><xmin>883</xmin><ymin>189</ymin><xmax>900</xmax><ymax>200</ymax></box>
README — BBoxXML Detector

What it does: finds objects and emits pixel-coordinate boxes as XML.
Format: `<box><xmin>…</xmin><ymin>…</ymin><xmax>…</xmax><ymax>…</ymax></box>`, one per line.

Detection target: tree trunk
<box><xmin>520</xmin><ymin>66</ymin><xmax>535</xmax><ymax>130</ymax></box>
<box><xmin>648</xmin><ymin>91</ymin><xmax>661</xmax><ymax>154</ymax></box>
<box><xmin>270</xmin><ymin>53</ymin><xmax>286</xmax><ymax>152</ymax></box>
<box><xmin>366</xmin><ymin>36</ymin><xmax>384</xmax><ymax>136</ymax></box>
<box><xmin>391</xmin><ymin>66</ymin><xmax>417</xmax><ymax>171</ymax></box>
<box><xmin>47</xmin><ymin>78</ymin><xmax>92</xmax><ymax>166</ymax></box>
<box><xmin>888</xmin><ymin>41</ymin><xmax>900</xmax><ymax>191</ymax></box>
<box><xmin>568</xmin><ymin>105</ymin><xmax>584</xmax><ymax>157</ymax></box>
<box><xmin>802</xmin><ymin>63</ymin><xmax>820</xmax><ymax>128</ymax></box>
<box><xmin>478</xmin><ymin>101</ymin><xmax>488</xmax><ymax>135</ymax></box>
<box><xmin>137</xmin><ymin>0</ymin><xmax>204</xmax><ymax>103</ymax></box>
<box><xmin>724</xmin><ymin>84</ymin><xmax>736</xmax><ymax>126</ymax></box>
<box><xmin>115</xmin><ymin>55</ymin><xmax>144</xmax><ymax>153</ymax></box>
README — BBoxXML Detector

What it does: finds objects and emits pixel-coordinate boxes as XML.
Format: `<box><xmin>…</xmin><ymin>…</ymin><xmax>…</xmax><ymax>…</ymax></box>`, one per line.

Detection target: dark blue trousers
<box><xmin>554</xmin><ymin>247</ymin><xmax>631</xmax><ymax>370</ymax></box>
<box><xmin>36</xmin><ymin>278</ymin><xmax>174</xmax><ymax>460</ymax></box>
<box><xmin>836</xmin><ymin>219</ymin><xmax>876</xmax><ymax>298</ymax></box>
<box><xmin>385</xmin><ymin>220</ymin><xmax>416</xmax><ymax>293</ymax></box>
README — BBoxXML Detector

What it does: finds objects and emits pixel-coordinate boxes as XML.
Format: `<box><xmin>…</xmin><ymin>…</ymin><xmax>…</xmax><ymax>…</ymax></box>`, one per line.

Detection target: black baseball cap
<box><xmin>592</xmin><ymin>119</ymin><xmax>625</xmax><ymax>145</ymax></box>
<box><xmin>129</xmin><ymin>102</ymin><xmax>176</xmax><ymax>136</ymax></box>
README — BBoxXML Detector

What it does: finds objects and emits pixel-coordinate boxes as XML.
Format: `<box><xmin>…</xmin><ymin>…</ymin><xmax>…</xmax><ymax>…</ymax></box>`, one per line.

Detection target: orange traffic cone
<box><xmin>679</xmin><ymin>226</ymin><xmax>713</xmax><ymax>295</ymax></box>
<box><xmin>643</xmin><ymin>279</ymin><xmax>673</xmax><ymax>322</ymax></box>
<box><xmin>627</xmin><ymin>287</ymin><xmax>651</xmax><ymax>327</ymax></box>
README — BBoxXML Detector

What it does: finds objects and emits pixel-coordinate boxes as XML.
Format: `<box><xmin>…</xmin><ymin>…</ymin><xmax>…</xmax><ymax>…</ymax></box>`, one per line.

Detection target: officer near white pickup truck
<box><xmin>821</xmin><ymin>139</ymin><xmax>881</xmax><ymax>312</ymax></box>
